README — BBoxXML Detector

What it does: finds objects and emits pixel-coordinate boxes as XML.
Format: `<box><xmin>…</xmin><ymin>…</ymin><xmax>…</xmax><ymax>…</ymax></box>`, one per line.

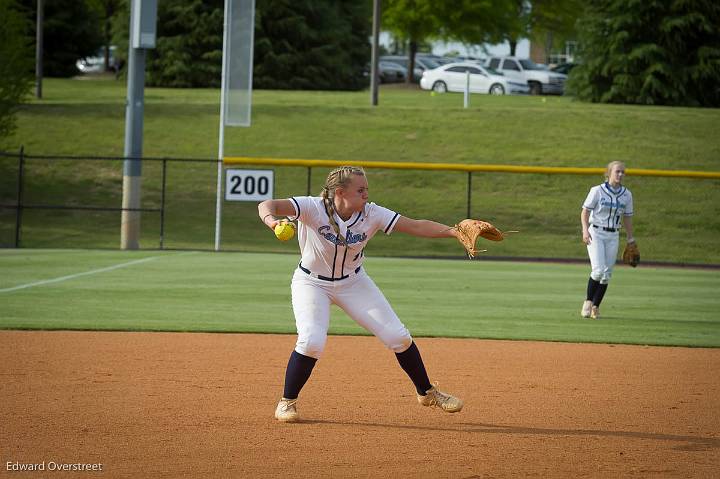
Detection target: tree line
<box><xmin>1</xmin><ymin>0</ymin><xmax>719</xmax><ymax>143</ymax></box>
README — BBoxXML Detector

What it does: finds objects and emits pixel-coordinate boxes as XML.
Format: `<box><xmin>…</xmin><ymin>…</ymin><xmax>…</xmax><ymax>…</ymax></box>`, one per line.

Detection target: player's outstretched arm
<box><xmin>393</xmin><ymin>216</ymin><xmax>457</xmax><ymax>239</ymax></box>
<box><xmin>258</xmin><ymin>199</ymin><xmax>296</xmax><ymax>230</ymax></box>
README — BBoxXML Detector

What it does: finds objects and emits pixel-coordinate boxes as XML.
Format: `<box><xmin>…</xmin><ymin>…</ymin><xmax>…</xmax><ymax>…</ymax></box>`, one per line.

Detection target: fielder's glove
<box><xmin>622</xmin><ymin>240</ymin><xmax>640</xmax><ymax>267</ymax></box>
<box><xmin>453</xmin><ymin>219</ymin><xmax>516</xmax><ymax>258</ymax></box>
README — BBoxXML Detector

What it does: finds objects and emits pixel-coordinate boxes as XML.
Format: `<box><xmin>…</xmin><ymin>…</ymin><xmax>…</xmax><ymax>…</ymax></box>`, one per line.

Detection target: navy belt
<box><xmin>299</xmin><ymin>264</ymin><xmax>362</xmax><ymax>282</ymax></box>
<box><xmin>592</xmin><ymin>225</ymin><xmax>617</xmax><ymax>232</ymax></box>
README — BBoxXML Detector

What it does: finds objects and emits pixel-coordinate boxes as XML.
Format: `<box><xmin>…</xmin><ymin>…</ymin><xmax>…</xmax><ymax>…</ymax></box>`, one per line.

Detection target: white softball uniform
<box><xmin>582</xmin><ymin>182</ymin><xmax>634</xmax><ymax>284</ymax></box>
<box><xmin>287</xmin><ymin>196</ymin><xmax>411</xmax><ymax>359</ymax></box>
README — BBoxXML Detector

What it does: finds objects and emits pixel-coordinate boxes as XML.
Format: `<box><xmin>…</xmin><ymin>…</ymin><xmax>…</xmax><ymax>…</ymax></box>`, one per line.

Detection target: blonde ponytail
<box><xmin>320</xmin><ymin>166</ymin><xmax>366</xmax><ymax>245</ymax></box>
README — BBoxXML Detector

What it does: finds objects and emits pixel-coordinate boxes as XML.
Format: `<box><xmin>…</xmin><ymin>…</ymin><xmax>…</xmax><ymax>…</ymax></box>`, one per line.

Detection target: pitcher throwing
<box><xmin>258</xmin><ymin>166</ymin><xmax>464</xmax><ymax>422</ymax></box>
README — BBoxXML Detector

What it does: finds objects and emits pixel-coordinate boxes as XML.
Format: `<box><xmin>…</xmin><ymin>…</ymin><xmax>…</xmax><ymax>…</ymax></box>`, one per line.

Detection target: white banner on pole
<box><xmin>224</xmin><ymin>0</ymin><xmax>255</xmax><ymax>126</ymax></box>
<box><xmin>215</xmin><ymin>0</ymin><xmax>255</xmax><ymax>250</ymax></box>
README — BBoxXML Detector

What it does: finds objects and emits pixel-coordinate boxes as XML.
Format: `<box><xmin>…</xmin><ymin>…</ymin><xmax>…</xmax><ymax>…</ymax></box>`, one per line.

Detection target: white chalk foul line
<box><xmin>0</xmin><ymin>256</ymin><xmax>161</xmax><ymax>293</ymax></box>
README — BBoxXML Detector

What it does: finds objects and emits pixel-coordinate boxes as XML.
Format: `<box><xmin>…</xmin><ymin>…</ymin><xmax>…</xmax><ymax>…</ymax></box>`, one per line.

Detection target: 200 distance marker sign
<box><xmin>225</xmin><ymin>169</ymin><xmax>274</xmax><ymax>202</ymax></box>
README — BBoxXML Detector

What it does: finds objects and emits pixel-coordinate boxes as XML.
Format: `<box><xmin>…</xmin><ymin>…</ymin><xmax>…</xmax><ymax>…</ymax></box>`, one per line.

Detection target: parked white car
<box><xmin>419</xmin><ymin>62</ymin><xmax>530</xmax><ymax>95</ymax></box>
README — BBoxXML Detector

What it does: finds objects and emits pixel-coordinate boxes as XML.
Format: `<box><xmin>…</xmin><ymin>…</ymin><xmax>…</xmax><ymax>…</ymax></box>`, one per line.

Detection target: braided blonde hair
<box><xmin>320</xmin><ymin>166</ymin><xmax>366</xmax><ymax>245</ymax></box>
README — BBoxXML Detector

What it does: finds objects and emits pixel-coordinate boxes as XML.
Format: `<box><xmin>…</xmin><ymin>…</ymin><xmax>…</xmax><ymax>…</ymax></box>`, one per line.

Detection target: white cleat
<box><xmin>274</xmin><ymin>398</ymin><xmax>300</xmax><ymax>422</ymax></box>
<box><xmin>581</xmin><ymin>300</ymin><xmax>592</xmax><ymax>318</ymax></box>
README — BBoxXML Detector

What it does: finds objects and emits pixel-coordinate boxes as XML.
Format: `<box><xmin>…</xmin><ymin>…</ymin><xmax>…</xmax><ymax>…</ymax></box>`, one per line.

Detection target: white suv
<box><xmin>487</xmin><ymin>56</ymin><xmax>567</xmax><ymax>95</ymax></box>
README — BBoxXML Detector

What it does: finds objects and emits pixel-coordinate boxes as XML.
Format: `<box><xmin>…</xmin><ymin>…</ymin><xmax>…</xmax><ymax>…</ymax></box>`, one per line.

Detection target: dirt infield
<box><xmin>1</xmin><ymin>331</ymin><xmax>718</xmax><ymax>478</ymax></box>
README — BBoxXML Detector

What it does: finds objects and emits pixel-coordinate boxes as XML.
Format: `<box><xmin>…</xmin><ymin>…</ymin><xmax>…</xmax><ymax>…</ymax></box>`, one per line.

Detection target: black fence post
<box><xmin>160</xmin><ymin>158</ymin><xmax>167</xmax><ymax>249</ymax></box>
<box><xmin>306</xmin><ymin>167</ymin><xmax>312</xmax><ymax>196</ymax></box>
<box><xmin>14</xmin><ymin>146</ymin><xmax>25</xmax><ymax>248</ymax></box>
<box><xmin>466</xmin><ymin>171</ymin><xmax>472</xmax><ymax>218</ymax></box>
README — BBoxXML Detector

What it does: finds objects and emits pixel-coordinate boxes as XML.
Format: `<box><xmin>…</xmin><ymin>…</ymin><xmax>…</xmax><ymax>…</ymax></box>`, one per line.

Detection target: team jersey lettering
<box><xmin>345</xmin><ymin>229</ymin><xmax>367</xmax><ymax>245</ymax></box>
<box><xmin>599</xmin><ymin>198</ymin><xmax>627</xmax><ymax>210</ymax></box>
<box><xmin>318</xmin><ymin>225</ymin><xmax>343</xmax><ymax>245</ymax></box>
<box><xmin>317</xmin><ymin>226</ymin><xmax>368</xmax><ymax>245</ymax></box>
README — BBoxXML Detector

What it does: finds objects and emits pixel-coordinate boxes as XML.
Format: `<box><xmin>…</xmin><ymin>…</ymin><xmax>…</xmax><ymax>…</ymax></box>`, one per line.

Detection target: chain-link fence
<box><xmin>2</xmin><ymin>150</ymin><xmax>719</xmax><ymax>265</ymax></box>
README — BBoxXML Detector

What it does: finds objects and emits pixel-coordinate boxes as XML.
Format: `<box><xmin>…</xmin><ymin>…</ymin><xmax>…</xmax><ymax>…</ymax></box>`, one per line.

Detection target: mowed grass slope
<box><xmin>1</xmin><ymin>79</ymin><xmax>719</xmax><ymax>263</ymax></box>
<box><xmin>1</xmin><ymin>250</ymin><xmax>718</xmax><ymax>347</ymax></box>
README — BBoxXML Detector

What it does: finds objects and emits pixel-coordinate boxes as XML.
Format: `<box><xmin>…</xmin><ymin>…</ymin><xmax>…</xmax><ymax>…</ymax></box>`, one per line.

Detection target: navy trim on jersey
<box><xmin>331</xmin><ymin>243</ymin><xmax>340</xmax><ymax>279</ymax></box>
<box><xmin>338</xmin><ymin>216</ymin><xmax>360</xmax><ymax>277</ymax></box>
<box><xmin>290</xmin><ymin>197</ymin><xmax>301</xmax><ymax>218</ymax></box>
<box><xmin>340</xmin><ymin>245</ymin><xmax>348</xmax><ymax>277</ymax></box>
<box><xmin>347</xmin><ymin>212</ymin><xmax>362</xmax><ymax>229</ymax></box>
<box><xmin>600</xmin><ymin>183</ymin><xmax>630</xmax><ymax>228</ymax></box>
<box><xmin>384</xmin><ymin>213</ymin><xmax>400</xmax><ymax>233</ymax></box>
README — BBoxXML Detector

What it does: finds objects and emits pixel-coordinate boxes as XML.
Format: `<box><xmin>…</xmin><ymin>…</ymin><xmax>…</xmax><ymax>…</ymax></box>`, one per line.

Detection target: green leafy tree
<box><xmin>436</xmin><ymin>0</ymin><xmax>517</xmax><ymax>47</ymax></box>
<box><xmin>87</xmin><ymin>0</ymin><xmax>123</xmax><ymax>71</ymax></box>
<box><xmin>0</xmin><ymin>0</ymin><xmax>34</xmax><ymax>142</ymax></box>
<box><xmin>495</xmin><ymin>0</ymin><xmax>583</xmax><ymax>57</ymax></box>
<box><xmin>111</xmin><ymin>0</ymin><xmax>223</xmax><ymax>87</ymax></box>
<box><xmin>383</xmin><ymin>0</ymin><xmax>518</xmax><ymax>80</ymax></box>
<box><xmin>254</xmin><ymin>0</ymin><xmax>371</xmax><ymax>90</ymax></box>
<box><xmin>567</xmin><ymin>0</ymin><xmax>720</xmax><ymax>106</ymax></box>
<box><xmin>382</xmin><ymin>0</ymin><xmax>439</xmax><ymax>83</ymax></box>
<box><xmin>148</xmin><ymin>0</ymin><xmax>224</xmax><ymax>87</ymax></box>
<box><xmin>20</xmin><ymin>0</ymin><xmax>104</xmax><ymax>77</ymax></box>
<box><xmin>524</xmin><ymin>0</ymin><xmax>585</xmax><ymax>56</ymax></box>
<box><xmin>112</xmin><ymin>0</ymin><xmax>370</xmax><ymax>90</ymax></box>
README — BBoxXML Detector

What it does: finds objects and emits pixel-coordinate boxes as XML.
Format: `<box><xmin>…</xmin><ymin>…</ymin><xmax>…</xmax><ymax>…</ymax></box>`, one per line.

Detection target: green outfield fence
<box><xmin>1</xmin><ymin>149</ymin><xmax>719</xmax><ymax>264</ymax></box>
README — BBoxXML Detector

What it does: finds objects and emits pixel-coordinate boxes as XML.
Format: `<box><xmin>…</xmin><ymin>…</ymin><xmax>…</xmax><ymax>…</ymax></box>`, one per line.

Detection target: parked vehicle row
<box><xmin>379</xmin><ymin>55</ymin><xmax>443</xmax><ymax>82</ymax></box>
<box><xmin>381</xmin><ymin>54</ymin><xmax>569</xmax><ymax>95</ymax></box>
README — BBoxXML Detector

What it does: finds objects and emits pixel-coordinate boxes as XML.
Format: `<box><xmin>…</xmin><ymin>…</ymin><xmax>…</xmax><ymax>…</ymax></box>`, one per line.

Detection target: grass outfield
<box><xmin>6</xmin><ymin>79</ymin><xmax>720</xmax><ymax>168</ymax></box>
<box><xmin>1</xmin><ymin>79</ymin><xmax>719</xmax><ymax>263</ymax></box>
<box><xmin>1</xmin><ymin>249</ymin><xmax>718</xmax><ymax>347</ymax></box>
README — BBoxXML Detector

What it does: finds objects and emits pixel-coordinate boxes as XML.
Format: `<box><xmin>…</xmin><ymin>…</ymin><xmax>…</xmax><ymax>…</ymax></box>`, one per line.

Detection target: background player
<box><xmin>258</xmin><ymin>166</ymin><xmax>464</xmax><ymax>422</ymax></box>
<box><xmin>580</xmin><ymin>161</ymin><xmax>635</xmax><ymax>319</ymax></box>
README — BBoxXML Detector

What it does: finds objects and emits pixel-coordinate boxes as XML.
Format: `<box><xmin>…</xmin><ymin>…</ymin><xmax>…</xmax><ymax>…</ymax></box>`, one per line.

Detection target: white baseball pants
<box><xmin>290</xmin><ymin>268</ymin><xmax>412</xmax><ymax>359</ymax></box>
<box><xmin>587</xmin><ymin>227</ymin><xmax>620</xmax><ymax>284</ymax></box>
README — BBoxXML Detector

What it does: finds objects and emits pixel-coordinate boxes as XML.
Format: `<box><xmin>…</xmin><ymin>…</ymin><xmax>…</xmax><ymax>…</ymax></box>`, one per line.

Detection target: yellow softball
<box><xmin>274</xmin><ymin>221</ymin><xmax>295</xmax><ymax>241</ymax></box>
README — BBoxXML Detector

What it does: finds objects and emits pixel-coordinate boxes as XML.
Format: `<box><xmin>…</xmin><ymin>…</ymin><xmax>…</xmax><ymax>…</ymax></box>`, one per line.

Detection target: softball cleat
<box><xmin>418</xmin><ymin>385</ymin><xmax>463</xmax><ymax>413</ymax></box>
<box><xmin>274</xmin><ymin>398</ymin><xmax>300</xmax><ymax>422</ymax></box>
<box><xmin>590</xmin><ymin>306</ymin><xmax>600</xmax><ymax>320</ymax></box>
<box><xmin>581</xmin><ymin>300</ymin><xmax>592</xmax><ymax>318</ymax></box>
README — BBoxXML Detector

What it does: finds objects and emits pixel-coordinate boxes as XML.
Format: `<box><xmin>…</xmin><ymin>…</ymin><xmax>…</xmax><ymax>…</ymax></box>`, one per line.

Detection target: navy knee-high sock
<box><xmin>593</xmin><ymin>283</ymin><xmax>609</xmax><ymax>307</ymax></box>
<box><xmin>283</xmin><ymin>350</ymin><xmax>317</xmax><ymax>400</ymax></box>
<box><xmin>586</xmin><ymin>277</ymin><xmax>600</xmax><ymax>301</ymax></box>
<box><xmin>395</xmin><ymin>341</ymin><xmax>433</xmax><ymax>395</ymax></box>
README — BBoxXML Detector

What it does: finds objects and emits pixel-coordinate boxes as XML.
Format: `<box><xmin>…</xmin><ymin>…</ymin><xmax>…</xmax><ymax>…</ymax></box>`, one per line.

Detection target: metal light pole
<box><xmin>35</xmin><ymin>0</ymin><xmax>43</xmax><ymax>99</ymax></box>
<box><xmin>121</xmin><ymin>0</ymin><xmax>157</xmax><ymax>250</ymax></box>
<box><xmin>370</xmin><ymin>0</ymin><xmax>381</xmax><ymax>106</ymax></box>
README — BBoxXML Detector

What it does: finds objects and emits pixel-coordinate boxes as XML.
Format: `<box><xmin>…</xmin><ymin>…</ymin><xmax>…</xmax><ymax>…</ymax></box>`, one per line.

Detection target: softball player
<box><xmin>258</xmin><ymin>166</ymin><xmax>463</xmax><ymax>422</ymax></box>
<box><xmin>580</xmin><ymin>161</ymin><xmax>635</xmax><ymax>319</ymax></box>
